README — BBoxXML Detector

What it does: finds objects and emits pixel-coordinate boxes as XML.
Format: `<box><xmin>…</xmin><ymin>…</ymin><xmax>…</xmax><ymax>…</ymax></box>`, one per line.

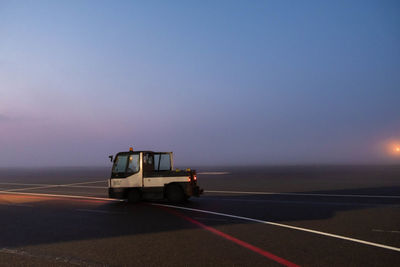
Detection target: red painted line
<box><xmin>160</xmin><ymin>206</ymin><xmax>300</xmax><ymax>267</ymax></box>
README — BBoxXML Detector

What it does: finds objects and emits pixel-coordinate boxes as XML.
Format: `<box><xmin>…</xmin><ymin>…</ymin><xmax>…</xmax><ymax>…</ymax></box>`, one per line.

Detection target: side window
<box><xmin>127</xmin><ymin>154</ymin><xmax>140</xmax><ymax>174</ymax></box>
<box><xmin>153</xmin><ymin>153</ymin><xmax>171</xmax><ymax>171</ymax></box>
<box><xmin>154</xmin><ymin>154</ymin><xmax>160</xmax><ymax>171</ymax></box>
<box><xmin>144</xmin><ymin>154</ymin><xmax>153</xmax><ymax>165</ymax></box>
<box><xmin>159</xmin><ymin>154</ymin><xmax>171</xmax><ymax>171</ymax></box>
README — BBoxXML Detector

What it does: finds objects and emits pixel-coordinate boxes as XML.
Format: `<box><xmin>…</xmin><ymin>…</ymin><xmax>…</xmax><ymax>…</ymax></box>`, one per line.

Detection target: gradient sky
<box><xmin>1</xmin><ymin>0</ymin><xmax>399</xmax><ymax>167</ymax></box>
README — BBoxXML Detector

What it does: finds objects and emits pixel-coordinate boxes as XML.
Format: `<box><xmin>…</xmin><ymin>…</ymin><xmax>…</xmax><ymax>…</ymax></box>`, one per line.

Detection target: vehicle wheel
<box><xmin>127</xmin><ymin>189</ymin><xmax>141</xmax><ymax>203</ymax></box>
<box><xmin>166</xmin><ymin>184</ymin><xmax>184</xmax><ymax>203</ymax></box>
<box><xmin>108</xmin><ymin>190</ymin><xmax>115</xmax><ymax>199</ymax></box>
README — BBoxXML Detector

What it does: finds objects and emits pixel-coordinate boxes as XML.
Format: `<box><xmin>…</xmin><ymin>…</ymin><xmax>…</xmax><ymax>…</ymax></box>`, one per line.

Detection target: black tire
<box><xmin>166</xmin><ymin>184</ymin><xmax>185</xmax><ymax>203</ymax></box>
<box><xmin>127</xmin><ymin>188</ymin><xmax>141</xmax><ymax>203</ymax></box>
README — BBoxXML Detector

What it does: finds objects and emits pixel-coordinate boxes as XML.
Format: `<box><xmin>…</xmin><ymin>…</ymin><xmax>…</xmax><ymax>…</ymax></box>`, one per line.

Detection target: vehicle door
<box><xmin>111</xmin><ymin>152</ymin><xmax>142</xmax><ymax>188</ymax></box>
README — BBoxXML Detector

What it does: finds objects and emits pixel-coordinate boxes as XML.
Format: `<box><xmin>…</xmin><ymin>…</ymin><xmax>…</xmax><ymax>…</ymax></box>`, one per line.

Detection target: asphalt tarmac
<box><xmin>0</xmin><ymin>165</ymin><xmax>399</xmax><ymax>266</ymax></box>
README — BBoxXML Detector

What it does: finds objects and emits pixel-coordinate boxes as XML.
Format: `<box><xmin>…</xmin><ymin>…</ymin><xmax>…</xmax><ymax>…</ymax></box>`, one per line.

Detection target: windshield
<box><xmin>112</xmin><ymin>154</ymin><xmax>128</xmax><ymax>173</ymax></box>
<box><xmin>112</xmin><ymin>153</ymin><xmax>140</xmax><ymax>176</ymax></box>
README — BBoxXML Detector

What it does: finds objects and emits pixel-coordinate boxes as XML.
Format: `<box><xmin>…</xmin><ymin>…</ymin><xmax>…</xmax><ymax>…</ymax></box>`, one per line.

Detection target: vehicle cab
<box><xmin>108</xmin><ymin>148</ymin><xmax>202</xmax><ymax>203</ymax></box>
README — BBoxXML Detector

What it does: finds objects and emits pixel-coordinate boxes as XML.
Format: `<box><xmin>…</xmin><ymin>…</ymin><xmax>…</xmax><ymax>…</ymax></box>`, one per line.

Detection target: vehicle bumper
<box><xmin>108</xmin><ymin>188</ymin><xmax>125</xmax><ymax>199</ymax></box>
<box><xmin>190</xmin><ymin>185</ymin><xmax>203</xmax><ymax>197</ymax></box>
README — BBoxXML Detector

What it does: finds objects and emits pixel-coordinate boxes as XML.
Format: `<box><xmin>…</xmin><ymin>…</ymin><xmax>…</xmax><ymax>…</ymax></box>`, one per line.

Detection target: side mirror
<box><xmin>108</xmin><ymin>155</ymin><xmax>113</xmax><ymax>162</ymax></box>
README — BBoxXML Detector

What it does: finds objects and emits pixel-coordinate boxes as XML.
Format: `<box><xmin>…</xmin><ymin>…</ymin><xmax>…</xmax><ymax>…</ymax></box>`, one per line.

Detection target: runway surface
<box><xmin>0</xmin><ymin>165</ymin><xmax>399</xmax><ymax>266</ymax></box>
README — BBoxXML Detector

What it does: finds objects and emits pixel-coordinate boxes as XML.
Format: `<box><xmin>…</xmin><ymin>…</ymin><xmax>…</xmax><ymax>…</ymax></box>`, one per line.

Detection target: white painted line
<box><xmin>3</xmin><ymin>180</ymin><xmax>107</xmax><ymax>192</ymax></box>
<box><xmin>62</xmin><ymin>185</ymin><xmax>107</xmax><ymax>189</ymax></box>
<box><xmin>0</xmin><ymin>181</ymin><xmax>106</xmax><ymax>186</ymax></box>
<box><xmin>19</xmin><ymin>190</ymin><xmax>108</xmax><ymax>196</ymax></box>
<box><xmin>197</xmin><ymin>172</ymin><xmax>230</xmax><ymax>175</ymax></box>
<box><xmin>0</xmin><ymin>190</ymin><xmax>124</xmax><ymax>202</ymax></box>
<box><xmin>0</xmin><ymin>182</ymin><xmax>107</xmax><ymax>189</ymax></box>
<box><xmin>205</xmin><ymin>190</ymin><xmax>400</xmax><ymax>199</ymax></box>
<box><xmin>4</xmin><ymin>185</ymin><xmax>65</xmax><ymax>192</ymax></box>
<box><xmin>372</xmin><ymin>229</ymin><xmax>400</xmax><ymax>234</ymax></box>
<box><xmin>76</xmin><ymin>209</ymin><xmax>127</xmax><ymax>215</ymax></box>
<box><xmin>0</xmin><ymin>182</ymin><xmax>54</xmax><ymax>186</ymax></box>
<box><xmin>152</xmin><ymin>203</ymin><xmax>400</xmax><ymax>253</ymax></box>
<box><xmin>201</xmin><ymin>197</ymin><xmax>398</xmax><ymax>207</ymax></box>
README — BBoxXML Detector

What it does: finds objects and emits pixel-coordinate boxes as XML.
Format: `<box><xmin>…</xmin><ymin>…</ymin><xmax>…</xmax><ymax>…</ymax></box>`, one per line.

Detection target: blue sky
<box><xmin>0</xmin><ymin>0</ymin><xmax>399</xmax><ymax>166</ymax></box>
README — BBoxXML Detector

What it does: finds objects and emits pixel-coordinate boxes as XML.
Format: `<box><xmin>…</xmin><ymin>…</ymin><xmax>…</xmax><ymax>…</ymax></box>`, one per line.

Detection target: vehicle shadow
<box><xmin>0</xmin><ymin>185</ymin><xmax>399</xmax><ymax>249</ymax></box>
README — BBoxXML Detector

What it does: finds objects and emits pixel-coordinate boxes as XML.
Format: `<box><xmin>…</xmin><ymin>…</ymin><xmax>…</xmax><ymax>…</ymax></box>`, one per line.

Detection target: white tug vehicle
<box><xmin>108</xmin><ymin>148</ymin><xmax>203</xmax><ymax>203</ymax></box>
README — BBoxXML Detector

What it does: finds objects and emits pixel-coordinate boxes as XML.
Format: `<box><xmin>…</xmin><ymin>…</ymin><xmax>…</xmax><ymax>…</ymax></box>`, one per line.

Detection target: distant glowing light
<box><xmin>384</xmin><ymin>140</ymin><xmax>400</xmax><ymax>157</ymax></box>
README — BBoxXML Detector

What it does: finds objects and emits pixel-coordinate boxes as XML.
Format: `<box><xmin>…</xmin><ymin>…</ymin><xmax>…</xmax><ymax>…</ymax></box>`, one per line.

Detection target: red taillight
<box><xmin>187</xmin><ymin>177</ymin><xmax>191</xmax><ymax>182</ymax></box>
<box><xmin>194</xmin><ymin>175</ymin><xmax>197</xmax><ymax>181</ymax></box>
